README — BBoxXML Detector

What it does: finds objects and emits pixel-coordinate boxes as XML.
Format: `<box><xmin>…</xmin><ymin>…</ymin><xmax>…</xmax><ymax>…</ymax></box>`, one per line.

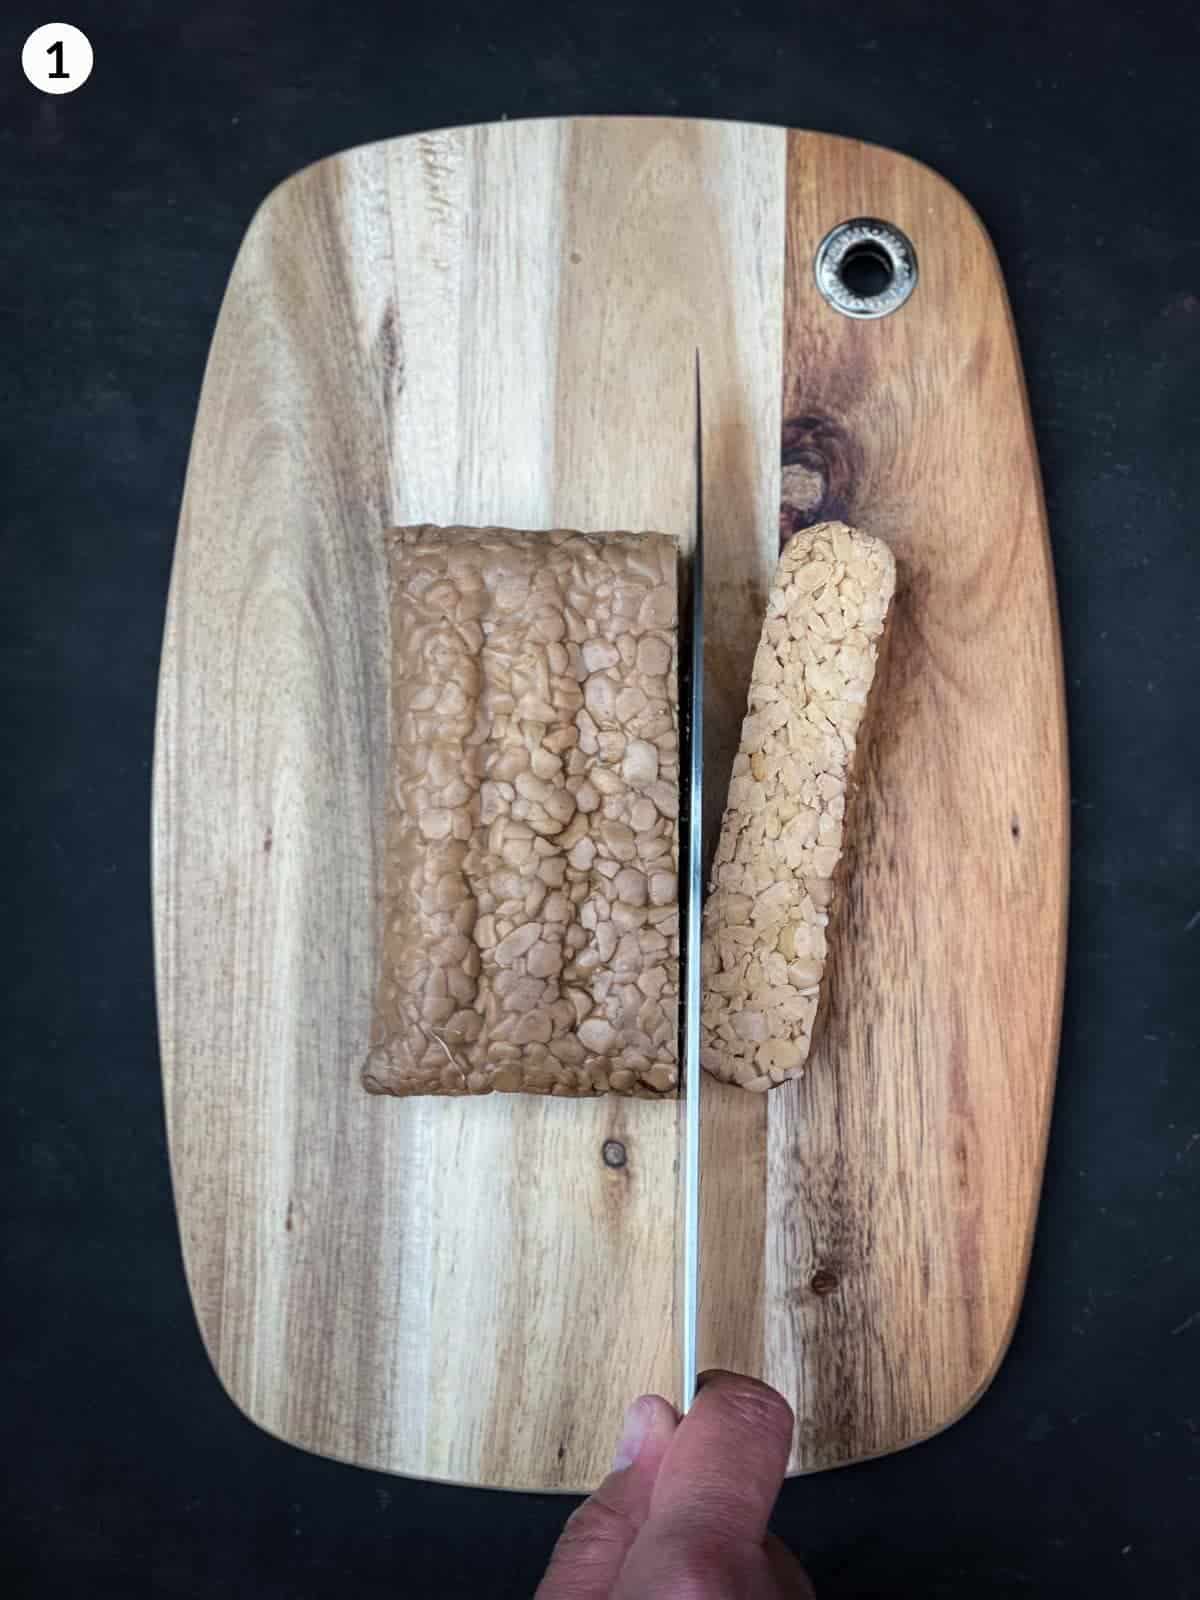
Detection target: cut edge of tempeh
<box><xmin>699</xmin><ymin>521</ymin><xmax>895</xmax><ymax>1090</ymax></box>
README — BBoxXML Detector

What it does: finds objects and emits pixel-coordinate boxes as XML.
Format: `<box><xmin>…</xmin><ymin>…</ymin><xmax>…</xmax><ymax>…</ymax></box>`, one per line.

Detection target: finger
<box><xmin>764</xmin><ymin>1532</ymin><xmax>817</xmax><ymax>1598</ymax></box>
<box><xmin>611</xmin><ymin>1528</ymin><xmax>810</xmax><ymax>1599</ymax></box>
<box><xmin>535</xmin><ymin>1394</ymin><xmax>678</xmax><ymax>1600</ymax></box>
<box><xmin>648</xmin><ymin>1370</ymin><xmax>795</xmax><ymax>1546</ymax></box>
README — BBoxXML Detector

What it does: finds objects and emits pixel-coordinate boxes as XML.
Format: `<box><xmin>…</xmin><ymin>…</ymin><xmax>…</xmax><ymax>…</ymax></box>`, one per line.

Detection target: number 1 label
<box><xmin>22</xmin><ymin>24</ymin><xmax>93</xmax><ymax>94</ymax></box>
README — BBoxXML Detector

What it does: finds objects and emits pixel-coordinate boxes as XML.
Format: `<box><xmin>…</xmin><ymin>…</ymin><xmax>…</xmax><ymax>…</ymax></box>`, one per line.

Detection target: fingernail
<box><xmin>612</xmin><ymin>1397</ymin><xmax>651</xmax><ymax>1471</ymax></box>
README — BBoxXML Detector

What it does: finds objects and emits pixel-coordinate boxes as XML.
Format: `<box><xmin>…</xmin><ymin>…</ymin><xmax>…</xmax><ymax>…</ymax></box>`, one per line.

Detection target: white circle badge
<box><xmin>22</xmin><ymin>23</ymin><xmax>93</xmax><ymax>95</ymax></box>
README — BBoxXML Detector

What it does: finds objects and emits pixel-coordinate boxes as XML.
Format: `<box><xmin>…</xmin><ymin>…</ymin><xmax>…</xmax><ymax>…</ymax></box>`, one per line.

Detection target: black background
<box><xmin>4</xmin><ymin>2</ymin><xmax>1198</xmax><ymax>1595</ymax></box>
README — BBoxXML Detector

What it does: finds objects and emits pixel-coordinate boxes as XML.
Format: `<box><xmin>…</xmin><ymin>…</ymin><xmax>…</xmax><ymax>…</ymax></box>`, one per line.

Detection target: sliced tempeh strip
<box><xmin>700</xmin><ymin>521</ymin><xmax>895</xmax><ymax>1090</ymax></box>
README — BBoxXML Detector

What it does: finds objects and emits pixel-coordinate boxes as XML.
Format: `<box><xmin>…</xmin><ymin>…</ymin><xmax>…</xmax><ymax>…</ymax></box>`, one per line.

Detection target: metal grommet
<box><xmin>814</xmin><ymin>218</ymin><xmax>918</xmax><ymax>319</ymax></box>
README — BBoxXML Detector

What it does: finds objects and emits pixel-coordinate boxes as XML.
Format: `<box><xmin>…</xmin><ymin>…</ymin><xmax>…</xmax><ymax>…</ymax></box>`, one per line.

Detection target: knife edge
<box><xmin>677</xmin><ymin>354</ymin><xmax>704</xmax><ymax>1409</ymax></box>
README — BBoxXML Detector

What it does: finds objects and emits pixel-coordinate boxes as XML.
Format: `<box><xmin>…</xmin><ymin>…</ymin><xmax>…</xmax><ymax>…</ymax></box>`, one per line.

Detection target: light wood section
<box><xmin>153</xmin><ymin>118</ymin><xmax>1066</xmax><ymax>1491</ymax></box>
<box><xmin>153</xmin><ymin>118</ymin><xmax>785</xmax><ymax>1492</ymax></box>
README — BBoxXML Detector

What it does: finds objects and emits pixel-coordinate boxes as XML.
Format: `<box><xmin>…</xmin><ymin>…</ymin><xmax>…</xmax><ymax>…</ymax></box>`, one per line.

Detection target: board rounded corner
<box><xmin>881</xmin><ymin>144</ymin><xmax>1006</xmax><ymax>277</ymax></box>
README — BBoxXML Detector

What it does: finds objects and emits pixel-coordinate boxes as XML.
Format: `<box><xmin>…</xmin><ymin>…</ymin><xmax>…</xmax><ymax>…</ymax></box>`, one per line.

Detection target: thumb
<box><xmin>535</xmin><ymin>1395</ymin><xmax>679</xmax><ymax>1600</ymax></box>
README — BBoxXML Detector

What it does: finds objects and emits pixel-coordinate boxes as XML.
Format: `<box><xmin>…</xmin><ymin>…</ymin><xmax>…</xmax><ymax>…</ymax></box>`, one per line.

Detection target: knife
<box><xmin>678</xmin><ymin>354</ymin><xmax>704</xmax><ymax>1410</ymax></box>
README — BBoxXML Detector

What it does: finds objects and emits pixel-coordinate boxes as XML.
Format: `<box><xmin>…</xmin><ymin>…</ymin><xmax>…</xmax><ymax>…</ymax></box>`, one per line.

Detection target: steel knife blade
<box><xmin>677</xmin><ymin>353</ymin><xmax>704</xmax><ymax>1410</ymax></box>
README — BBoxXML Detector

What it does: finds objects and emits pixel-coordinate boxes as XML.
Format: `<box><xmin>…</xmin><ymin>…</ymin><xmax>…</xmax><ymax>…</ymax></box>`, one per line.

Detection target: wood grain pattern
<box><xmin>153</xmin><ymin>118</ymin><xmax>1067</xmax><ymax>1491</ymax></box>
<box><xmin>754</xmin><ymin>133</ymin><xmax>1068</xmax><ymax>1469</ymax></box>
<box><xmin>154</xmin><ymin>118</ymin><xmax>784</xmax><ymax>1492</ymax></box>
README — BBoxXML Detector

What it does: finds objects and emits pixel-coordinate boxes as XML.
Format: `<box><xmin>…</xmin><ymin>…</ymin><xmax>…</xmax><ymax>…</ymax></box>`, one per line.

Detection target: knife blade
<box><xmin>677</xmin><ymin>353</ymin><xmax>704</xmax><ymax>1410</ymax></box>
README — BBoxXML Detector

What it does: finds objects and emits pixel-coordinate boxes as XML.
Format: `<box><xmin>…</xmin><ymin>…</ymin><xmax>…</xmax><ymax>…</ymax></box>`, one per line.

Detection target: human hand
<box><xmin>535</xmin><ymin>1370</ymin><xmax>814</xmax><ymax>1599</ymax></box>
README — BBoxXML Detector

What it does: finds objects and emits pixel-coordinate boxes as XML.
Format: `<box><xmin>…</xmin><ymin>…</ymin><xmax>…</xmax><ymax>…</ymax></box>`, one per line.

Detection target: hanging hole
<box><xmin>839</xmin><ymin>243</ymin><xmax>894</xmax><ymax>299</ymax></box>
<box><xmin>815</xmin><ymin>219</ymin><xmax>917</xmax><ymax>319</ymax></box>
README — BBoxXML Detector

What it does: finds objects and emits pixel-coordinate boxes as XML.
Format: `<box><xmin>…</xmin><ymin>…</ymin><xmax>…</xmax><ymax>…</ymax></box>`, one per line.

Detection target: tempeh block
<box><xmin>700</xmin><ymin>522</ymin><xmax>895</xmax><ymax>1090</ymax></box>
<box><xmin>363</xmin><ymin>525</ymin><xmax>680</xmax><ymax>1098</ymax></box>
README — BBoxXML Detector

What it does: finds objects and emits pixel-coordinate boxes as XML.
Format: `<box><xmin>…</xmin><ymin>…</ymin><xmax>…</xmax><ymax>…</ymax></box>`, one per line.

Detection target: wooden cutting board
<box><xmin>153</xmin><ymin>118</ymin><xmax>1067</xmax><ymax>1492</ymax></box>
